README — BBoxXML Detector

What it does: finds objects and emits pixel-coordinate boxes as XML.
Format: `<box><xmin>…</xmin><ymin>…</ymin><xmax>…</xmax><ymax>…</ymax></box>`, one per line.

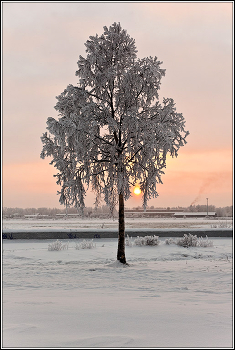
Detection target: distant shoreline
<box><xmin>2</xmin><ymin>228</ymin><xmax>233</xmax><ymax>240</ymax></box>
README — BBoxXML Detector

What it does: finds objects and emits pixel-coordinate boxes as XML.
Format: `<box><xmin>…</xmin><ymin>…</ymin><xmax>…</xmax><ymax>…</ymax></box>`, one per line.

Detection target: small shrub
<box><xmin>134</xmin><ymin>235</ymin><xmax>160</xmax><ymax>246</ymax></box>
<box><xmin>211</xmin><ymin>224</ymin><xmax>217</xmax><ymax>228</ymax></box>
<box><xmin>165</xmin><ymin>238</ymin><xmax>176</xmax><ymax>245</ymax></box>
<box><xmin>211</xmin><ymin>221</ymin><xmax>231</xmax><ymax>229</ymax></box>
<box><xmin>75</xmin><ymin>239</ymin><xmax>96</xmax><ymax>250</ymax></box>
<box><xmin>48</xmin><ymin>240</ymin><xmax>69</xmax><ymax>251</ymax></box>
<box><xmin>176</xmin><ymin>233</ymin><xmax>198</xmax><ymax>248</ymax></box>
<box><xmin>125</xmin><ymin>235</ymin><xmax>133</xmax><ymax>247</ymax></box>
<box><xmin>166</xmin><ymin>233</ymin><xmax>213</xmax><ymax>248</ymax></box>
<box><xmin>197</xmin><ymin>235</ymin><xmax>213</xmax><ymax>247</ymax></box>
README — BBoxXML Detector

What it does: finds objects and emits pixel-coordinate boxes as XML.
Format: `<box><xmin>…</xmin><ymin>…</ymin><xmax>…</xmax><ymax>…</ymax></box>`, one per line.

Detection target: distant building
<box><xmin>125</xmin><ymin>209</ymin><xmax>179</xmax><ymax>218</ymax></box>
<box><xmin>56</xmin><ymin>213</ymin><xmax>80</xmax><ymax>217</ymax></box>
<box><xmin>125</xmin><ymin>209</ymin><xmax>217</xmax><ymax>218</ymax></box>
<box><xmin>173</xmin><ymin>212</ymin><xmax>217</xmax><ymax>218</ymax></box>
<box><xmin>24</xmin><ymin>214</ymin><xmax>49</xmax><ymax>219</ymax></box>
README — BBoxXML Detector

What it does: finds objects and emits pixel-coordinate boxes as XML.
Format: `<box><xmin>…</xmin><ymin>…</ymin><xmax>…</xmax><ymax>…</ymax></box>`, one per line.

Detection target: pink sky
<box><xmin>2</xmin><ymin>2</ymin><xmax>233</xmax><ymax>209</ymax></box>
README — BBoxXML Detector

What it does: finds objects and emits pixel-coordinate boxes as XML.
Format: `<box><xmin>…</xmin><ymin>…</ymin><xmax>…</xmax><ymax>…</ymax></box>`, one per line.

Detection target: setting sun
<box><xmin>133</xmin><ymin>186</ymin><xmax>141</xmax><ymax>195</ymax></box>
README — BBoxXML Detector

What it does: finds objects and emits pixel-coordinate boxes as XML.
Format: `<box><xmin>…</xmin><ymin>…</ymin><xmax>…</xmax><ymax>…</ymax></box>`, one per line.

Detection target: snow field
<box><xmin>2</xmin><ymin>216</ymin><xmax>233</xmax><ymax>231</ymax></box>
<box><xmin>2</xmin><ymin>237</ymin><xmax>233</xmax><ymax>347</ymax></box>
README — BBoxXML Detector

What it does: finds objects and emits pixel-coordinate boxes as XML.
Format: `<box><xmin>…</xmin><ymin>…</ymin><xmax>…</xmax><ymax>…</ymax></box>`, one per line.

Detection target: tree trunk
<box><xmin>117</xmin><ymin>193</ymin><xmax>126</xmax><ymax>264</ymax></box>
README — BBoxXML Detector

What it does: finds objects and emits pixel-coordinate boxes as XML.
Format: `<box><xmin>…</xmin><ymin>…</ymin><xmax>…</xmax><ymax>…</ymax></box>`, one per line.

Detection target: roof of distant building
<box><xmin>174</xmin><ymin>212</ymin><xmax>216</xmax><ymax>216</ymax></box>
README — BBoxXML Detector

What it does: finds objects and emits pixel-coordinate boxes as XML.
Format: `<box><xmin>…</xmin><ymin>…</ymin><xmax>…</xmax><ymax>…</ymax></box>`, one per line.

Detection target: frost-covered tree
<box><xmin>40</xmin><ymin>22</ymin><xmax>189</xmax><ymax>264</ymax></box>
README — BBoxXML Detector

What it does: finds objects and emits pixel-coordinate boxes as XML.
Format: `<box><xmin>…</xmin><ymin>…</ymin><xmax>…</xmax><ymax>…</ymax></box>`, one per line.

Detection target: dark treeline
<box><xmin>186</xmin><ymin>204</ymin><xmax>232</xmax><ymax>217</ymax></box>
<box><xmin>2</xmin><ymin>205</ymin><xmax>118</xmax><ymax>218</ymax></box>
<box><xmin>2</xmin><ymin>205</ymin><xmax>233</xmax><ymax>218</ymax></box>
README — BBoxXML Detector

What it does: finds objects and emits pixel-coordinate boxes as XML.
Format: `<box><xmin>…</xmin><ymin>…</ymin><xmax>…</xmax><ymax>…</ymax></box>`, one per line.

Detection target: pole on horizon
<box><xmin>206</xmin><ymin>198</ymin><xmax>208</xmax><ymax>216</ymax></box>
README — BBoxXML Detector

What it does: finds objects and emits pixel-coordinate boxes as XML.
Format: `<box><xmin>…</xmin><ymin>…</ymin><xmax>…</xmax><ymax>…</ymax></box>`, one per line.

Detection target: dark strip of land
<box><xmin>2</xmin><ymin>228</ymin><xmax>233</xmax><ymax>240</ymax></box>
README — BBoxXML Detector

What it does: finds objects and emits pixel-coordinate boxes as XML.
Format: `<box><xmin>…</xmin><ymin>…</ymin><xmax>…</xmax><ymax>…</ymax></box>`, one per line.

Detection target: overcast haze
<box><xmin>2</xmin><ymin>1</ymin><xmax>233</xmax><ymax>209</ymax></box>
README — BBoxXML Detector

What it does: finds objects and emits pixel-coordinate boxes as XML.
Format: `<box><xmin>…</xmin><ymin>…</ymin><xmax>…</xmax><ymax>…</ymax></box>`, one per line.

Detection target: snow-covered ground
<box><xmin>2</xmin><ymin>216</ymin><xmax>233</xmax><ymax>230</ymax></box>
<box><xmin>2</xmin><ymin>235</ymin><xmax>233</xmax><ymax>348</ymax></box>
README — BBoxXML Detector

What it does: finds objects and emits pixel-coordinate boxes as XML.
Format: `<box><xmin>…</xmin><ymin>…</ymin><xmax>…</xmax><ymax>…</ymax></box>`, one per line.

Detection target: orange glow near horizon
<box><xmin>2</xmin><ymin>147</ymin><xmax>233</xmax><ymax>209</ymax></box>
<box><xmin>2</xmin><ymin>149</ymin><xmax>233</xmax><ymax>208</ymax></box>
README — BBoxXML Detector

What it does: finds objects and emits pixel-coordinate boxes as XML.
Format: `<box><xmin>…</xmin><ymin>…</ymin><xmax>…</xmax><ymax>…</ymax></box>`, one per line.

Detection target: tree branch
<box><xmin>126</xmin><ymin>146</ymin><xmax>143</xmax><ymax>164</ymax></box>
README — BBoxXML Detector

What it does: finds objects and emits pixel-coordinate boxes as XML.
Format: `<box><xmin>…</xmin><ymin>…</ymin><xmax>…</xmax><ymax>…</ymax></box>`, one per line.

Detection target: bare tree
<box><xmin>40</xmin><ymin>23</ymin><xmax>189</xmax><ymax>264</ymax></box>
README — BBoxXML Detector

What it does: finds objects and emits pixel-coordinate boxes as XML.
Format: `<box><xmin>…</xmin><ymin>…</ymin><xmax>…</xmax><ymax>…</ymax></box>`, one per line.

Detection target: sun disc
<box><xmin>134</xmin><ymin>186</ymin><xmax>141</xmax><ymax>195</ymax></box>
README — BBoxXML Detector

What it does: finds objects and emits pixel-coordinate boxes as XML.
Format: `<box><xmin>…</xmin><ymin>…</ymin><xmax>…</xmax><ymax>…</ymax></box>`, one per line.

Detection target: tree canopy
<box><xmin>41</xmin><ymin>22</ymin><xmax>189</xmax><ymax>214</ymax></box>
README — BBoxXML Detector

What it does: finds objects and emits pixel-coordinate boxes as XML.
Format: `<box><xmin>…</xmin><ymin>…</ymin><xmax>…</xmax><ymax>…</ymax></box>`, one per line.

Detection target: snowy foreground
<box><xmin>2</xmin><ymin>235</ymin><xmax>233</xmax><ymax>348</ymax></box>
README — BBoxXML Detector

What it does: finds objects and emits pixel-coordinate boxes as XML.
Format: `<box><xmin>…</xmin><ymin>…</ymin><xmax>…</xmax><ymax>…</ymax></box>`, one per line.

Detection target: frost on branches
<box><xmin>75</xmin><ymin>239</ymin><xmax>96</xmax><ymax>250</ymax></box>
<box><xmin>134</xmin><ymin>235</ymin><xmax>160</xmax><ymax>246</ymax></box>
<box><xmin>41</xmin><ymin>22</ymin><xmax>189</xmax><ymax>264</ymax></box>
<box><xmin>40</xmin><ymin>22</ymin><xmax>189</xmax><ymax>214</ymax></box>
<box><xmin>165</xmin><ymin>234</ymin><xmax>213</xmax><ymax>248</ymax></box>
<box><xmin>48</xmin><ymin>240</ymin><xmax>69</xmax><ymax>251</ymax></box>
<box><xmin>126</xmin><ymin>234</ymin><xmax>160</xmax><ymax>247</ymax></box>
